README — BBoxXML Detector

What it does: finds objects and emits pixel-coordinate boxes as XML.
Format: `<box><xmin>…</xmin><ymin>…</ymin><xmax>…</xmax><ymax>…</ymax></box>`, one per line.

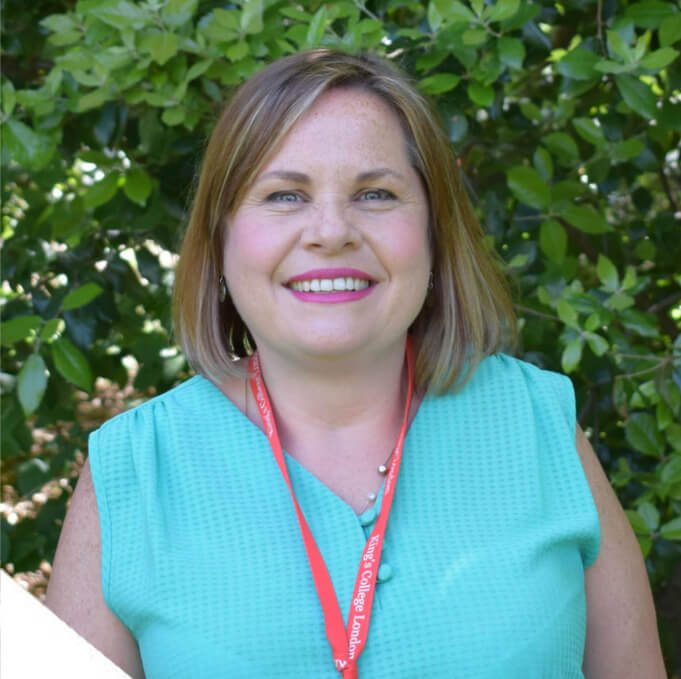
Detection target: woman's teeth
<box><xmin>288</xmin><ymin>277</ymin><xmax>371</xmax><ymax>293</ymax></box>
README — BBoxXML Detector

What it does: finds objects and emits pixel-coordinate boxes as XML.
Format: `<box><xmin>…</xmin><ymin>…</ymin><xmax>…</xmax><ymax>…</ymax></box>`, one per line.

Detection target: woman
<box><xmin>47</xmin><ymin>49</ymin><xmax>665</xmax><ymax>678</ymax></box>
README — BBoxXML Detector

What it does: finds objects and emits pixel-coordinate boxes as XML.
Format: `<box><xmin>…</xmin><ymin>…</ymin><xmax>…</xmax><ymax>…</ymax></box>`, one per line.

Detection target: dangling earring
<box><xmin>218</xmin><ymin>275</ymin><xmax>228</xmax><ymax>303</ymax></box>
<box><xmin>428</xmin><ymin>271</ymin><xmax>434</xmax><ymax>290</ymax></box>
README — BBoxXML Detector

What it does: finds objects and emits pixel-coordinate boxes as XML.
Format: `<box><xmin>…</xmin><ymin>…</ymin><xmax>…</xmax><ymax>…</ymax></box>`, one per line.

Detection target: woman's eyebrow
<box><xmin>355</xmin><ymin>168</ymin><xmax>405</xmax><ymax>183</ymax></box>
<box><xmin>256</xmin><ymin>170</ymin><xmax>310</xmax><ymax>184</ymax></box>
<box><xmin>256</xmin><ymin>168</ymin><xmax>405</xmax><ymax>184</ymax></box>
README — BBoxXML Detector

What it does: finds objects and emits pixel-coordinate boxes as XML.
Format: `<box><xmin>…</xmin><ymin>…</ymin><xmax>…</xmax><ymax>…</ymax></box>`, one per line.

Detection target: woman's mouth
<box><xmin>284</xmin><ymin>269</ymin><xmax>376</xmax><ymax>302</ymax></box>
<box><xmin>287</xmin><ymin>277</ymin><xmax>372</xmax><ymax>293</ymax></box>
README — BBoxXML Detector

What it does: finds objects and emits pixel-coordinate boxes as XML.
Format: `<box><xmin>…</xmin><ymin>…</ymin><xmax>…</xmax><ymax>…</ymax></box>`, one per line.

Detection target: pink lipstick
<box><xmin>286</xmin><ymin>268</ymin><xmax>373</xmax><ymax>282</ymax></box>
<box><xmin>285</xmin><ymin>268</ymin><xmax>376</xmax><ymax>303</ymax></box>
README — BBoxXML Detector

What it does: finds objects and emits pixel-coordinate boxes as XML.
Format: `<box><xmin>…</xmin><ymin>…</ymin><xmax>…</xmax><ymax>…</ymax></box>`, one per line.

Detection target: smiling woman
<box><xmin>222</xmin><ymin>86</ymin><xmax>431</xmax><ymax>365</ymax></box>
<box><xmin>173</xmin><ymin>49</ymin><xmax>515</xmax><ymax>392</ymax></box>
<box><xmin>46</xmin><ymin>49</ymin><xmax>665</xmax><ymax>679</ymax></box>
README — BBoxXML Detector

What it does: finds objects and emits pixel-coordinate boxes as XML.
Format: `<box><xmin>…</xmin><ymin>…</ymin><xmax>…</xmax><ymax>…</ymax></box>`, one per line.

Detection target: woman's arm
<box><xmin>46</xmin><ymin>458</ymin><xmax>145</xmax><ymax>679</ymax></box>
<box><xmin>577</xmin><ymin>426</ymin><xmax>667</xmax><ymax>679</ymax></box>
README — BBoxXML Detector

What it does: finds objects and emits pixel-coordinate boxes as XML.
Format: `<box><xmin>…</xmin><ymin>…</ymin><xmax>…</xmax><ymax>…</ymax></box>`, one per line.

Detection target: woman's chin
<box><xmin>261</xmin><ymin>327</ymin><xmax>407</xmax><ymax>365</ymax></box>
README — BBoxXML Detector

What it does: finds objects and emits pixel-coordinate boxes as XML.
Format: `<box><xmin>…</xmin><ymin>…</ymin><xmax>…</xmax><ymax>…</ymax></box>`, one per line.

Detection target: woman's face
<box><xmin>223</xmin><ymin>87</ymin><xmax>431</xmax><ymax>365</ymax></box>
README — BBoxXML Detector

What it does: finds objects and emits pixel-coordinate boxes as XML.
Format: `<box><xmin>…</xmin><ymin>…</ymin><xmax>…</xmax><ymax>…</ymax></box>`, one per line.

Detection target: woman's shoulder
<box><xmin>92</xmin><ymin>373</ymin><xmax>225</xmax><ymax>440</ymax></box>
<box><xmin>431</xmin><ymin>352</ymin><xmax>576</xmax><ymax>428</ymax></box>
<box><xmin>465</xmin><ymin>352</ymin><xmax>573</xmax><ymax>397</ymax></box>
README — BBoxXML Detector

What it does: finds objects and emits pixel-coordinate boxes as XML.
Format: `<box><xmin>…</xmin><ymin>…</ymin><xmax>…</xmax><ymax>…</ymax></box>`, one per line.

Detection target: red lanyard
<box><xmin>248</xmin><ymin>339</ymin><xmax>414</xmax><ymax>678</ymax></box>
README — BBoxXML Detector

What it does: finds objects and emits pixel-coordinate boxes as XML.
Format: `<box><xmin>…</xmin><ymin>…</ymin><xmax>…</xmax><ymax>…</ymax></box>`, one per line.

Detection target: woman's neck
<box><xmin>250</xmin><ymin>338</ymin><xmax>411</xmax><ymax>463</ymax></box>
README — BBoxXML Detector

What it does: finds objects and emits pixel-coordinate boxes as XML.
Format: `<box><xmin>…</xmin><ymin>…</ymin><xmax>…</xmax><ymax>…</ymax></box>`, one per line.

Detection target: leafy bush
<box><xmin>1</xmin><ymin>0</ymin><xmax>680</xmax><ymax>667</ymax></box>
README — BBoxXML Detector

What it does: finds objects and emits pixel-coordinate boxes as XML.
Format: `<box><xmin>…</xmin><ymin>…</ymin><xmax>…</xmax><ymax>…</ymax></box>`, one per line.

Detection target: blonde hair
<box><xmin>173</xmin><ymin>49</ymin><xmax>516</xmax><ymax>393</ymax></box>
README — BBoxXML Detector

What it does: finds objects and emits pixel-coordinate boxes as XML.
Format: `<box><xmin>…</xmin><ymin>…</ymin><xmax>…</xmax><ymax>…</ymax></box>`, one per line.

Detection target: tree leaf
<box><xmin>607</xmin><ymin>29</ymin><xmax>632</xmax><ymax>61</ymax></box>
<box><xmin>624</xmin><ymin>0</ymin><xmax>676</xmax><ymax>28</ymax></box>
<box><xmin>17</xmin><ymin>354</ymin><xmax>49</xmax><ymax>416</ymax></box>
<box><xmin>241</xmin><ymin>0</ymin><xmax>264</xmax><ymax>35</ymax></box>
<box><xmin>83</xmin><ymin>172</ymin><xmax>119</xmax><ymax>209</ymax></box>
<box><xmin>615</xmin><ymin>74</ymin><xmax>657</xmax><ymax>119</ymax></box>
<box><xmin>556</xmin><ymin>48</ymin><xmax>600</xmax><ymax>80</ymax></box>
<box><xmin>161</xmin><ymin>0</ymin><xmax>198</xmax><ymax>27</ymax></box>
<box><xmin>185</xmin><ymin>59</ymin><xmax>212</xmax><ymax>83</ymax></box>
<box><xmin>39</xmin><ymin>318</ymin><xmax>65</xmax><ymax>343</ymax></box>
<box><xmin>62</xmin><ymin>282</ymin><xmax>104</xmax><ymax>311</ymax></box>
<box><xmin>572</xmin><ymin>117</ymin><xmax>605</xmax><ymax>146</ymax></box>
<box><xmin>597</xmin><ymin>254</ymin><xmax>619</xmax><ymax>291</ymax></box>
<box><xmin>626</xmin><ymin>509</ymin><xmax>649</xmax><ymax>535</ymax></box>
<box><xmin>3</xmin><ymin>119</ymin><xmax>55</xmax><ymax>169</ymax></box>
<box><xmin>557</xmin><ymin>298</ymin><xmax>579</xmax><ymax>328</ymax></box>
<box><xmin>433</xmin><ymin>0</ymin><xmax>475</xmax><ymax>23</ymax></box>
<box><xmin>585</xmin><ymin>332</ymin><xmax>609</xmax><ymax>357</ymax></box>
<box><xmin>123</xmin><ymin>167</ymin><xmax>153</xmax><ymax>205</ymax></box>
<box><xmin>559</xmin><ymin>204</ymin><xmax>612</xmax><ymax>234</ymax></box>
<box><xmin>462</xmin><ymin>29</ymin><xmax>488</xmax><ymax>46</ymax></box>
<box><xmin>419</xmin><ymin>73</ymin><xmax>460</xmax><ymax>94</ymax></box>
<box><xmin>605</xmin><ymin>292</ymin><xmax>635</xmax><ymax>310</ymax></box>
<box><xmin>612</xmin><ymin>138</ymin><xmax>645</xmax><ymax>162</ymax></box>
<box><xmin>78</xmin><ymin>87</ymin><xmax>116</xmax><ymax>113</ymax></box>
<box><xmin>637</xmin><ymin>501</ymin><xmax>660</xmax><ymax>531</ymax></box>
<box><xmin>640</xmin><ymin>47</ymin><xmax>679</xmax><ymax>70</ymax></box>
<box><xmin>499</xmin><ymin>1</ymin><xmax>540</xmax><ymax>30</ymax></box>
<box><xmin>40</xmin><ymin>13</ymin><xmax>78</xmax><ymax>34</ymax></box>
<box><xmin>661</xmin><ymin>455</ymin><xmax>681</xmax><ymax>484</ymax></box>
<box><xmin>625</xmin><ymin>412</ymin><xmax>665</xmax><ymax>457</ymax></box>
<box><xmin>542</xmin><ymin>132</ymin><xmax>579</xmax><ymax>167</ymax></box>
<box><xmin>508</xmin><ymin>253</ymin><xmax>529</xmax><ymax>268</ymax></box>
<box><xmin>2</xmin><ymin>79</ymin><xmax>16</xmax><ymax>116</ymax></box>
<box><xmin>497</xmin><ymin>37</ymin><xmax>525</xmax><ymax>69</ymax></box>
<box><xmin>161</xmin><ymin>106</ymin><xmax>185</xmax><ymax>126</ymax></box>
<box><xmin>507</xmin><ymin>166</ymin><xmax>550</xmax><ymax>209</ymax></box>
<box><xmin>533</xmin><ymin>147</ymin><xmax>553</xmax><ymax>182</ymax></box>
<box><xmin>51</xmin><ymin>337</ymin><xmax>93</xmax><ymax>391</ymax></box>
<box><xmin>467</xmin><ymin>81</ymin><xmax>494</xmax><ymax>106</ymax></box>
<box><xmin>660</xmin><ymin>516</ymin><xmax>681</xmax><ymax>541</ymax></box>
<box><xmin>427</xmin><ymin>2</ymin><xmax>444</xmax><ymax>31</ymax></box>
<box><xmin>82</xmin><ymin>0</ymin><xmax>151</xmax><ymax>30</ymax></box>
<box><xmin>561</xmin><ymin>338</ymin><xmax>583</xmax><ymax>373</ymax></box>
<box><xmin>488</xmin><ymin>0</ymin><xmax>519</xmax><ymax>23</ymax></box>
<box><xmin>620</xmin><ymin>310</ymin><xmax>660</xmax><ymax>337</ymax></box>
<box><xmin>1</xmin><ymin>315</ymin><xmax>42</xmax><ymax>346</ymax></box>
<box><xmin>659</xmin><ymin>14</ymin><xmax>681</xmax><ymax>47</ymax></box>
<box><xmin>139</xmin><ymin>31</ymin><xmax>179</xmax><ymax>65</ymax></box>
<box><xmin>666</xmin><ymin>423</ymin><xmax>681</xmax><ymax>451</ymax></box>
<box><xmin>594</xmin><ymin>59</ymin><xmax>633</xmax><ymax>74</ymax></box>
<box><xmin>306</xmin><ymin>5</ymin><xmax>327</xmax><ymax>47</ymax></box>
<box><xmin>226</xmin><ymin>40</ymin><xmax>249</xmax><ymax>61</ymax></box>
<box><xmin>539</xmin><ymin>219</ymin><xmax>566</xmax><ymax>264</ymax></box>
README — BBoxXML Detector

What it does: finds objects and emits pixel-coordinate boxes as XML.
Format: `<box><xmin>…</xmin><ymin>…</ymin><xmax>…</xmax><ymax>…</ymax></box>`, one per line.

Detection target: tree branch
<box><xmin>659</xmin><ymin>169</ymin><xmax>680</xmax><ymax>214</ymax></box>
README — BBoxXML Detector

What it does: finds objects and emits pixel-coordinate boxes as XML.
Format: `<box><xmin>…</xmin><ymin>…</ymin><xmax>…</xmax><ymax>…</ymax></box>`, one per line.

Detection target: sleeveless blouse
<box><xmin>89</xmin><ymin>354</ymin><xmax>600</xmax><ymax>678</ymax></box>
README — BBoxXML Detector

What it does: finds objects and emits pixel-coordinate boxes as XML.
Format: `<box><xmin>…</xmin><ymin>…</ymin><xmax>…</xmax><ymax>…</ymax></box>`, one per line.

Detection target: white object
<box><xmin>0</xmin><ymin>570</ymin><xmax>131</xmax><ymax>678</ymax></box>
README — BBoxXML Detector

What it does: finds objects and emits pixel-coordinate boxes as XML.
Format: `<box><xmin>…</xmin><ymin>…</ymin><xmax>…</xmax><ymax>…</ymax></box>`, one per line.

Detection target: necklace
<box><xmin>357</xmin><ymin>448</ymin><xmax>394</xmax><ymax>514</ymax></box>
<box><xmin>245</xmin><ymin>372</ymin><xmax>399</xmax><ymax>515</ymax></box>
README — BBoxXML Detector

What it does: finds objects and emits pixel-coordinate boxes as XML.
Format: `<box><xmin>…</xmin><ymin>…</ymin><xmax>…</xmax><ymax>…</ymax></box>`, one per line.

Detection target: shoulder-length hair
<box><xmin>173</xmin><ymin>48</ymin><xmax>516</xmax><ymax>394</ymax></box>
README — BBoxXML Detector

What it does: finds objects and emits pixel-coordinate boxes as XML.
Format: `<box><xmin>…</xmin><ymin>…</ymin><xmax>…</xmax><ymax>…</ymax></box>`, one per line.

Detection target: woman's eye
<box><xmin>267</xmin><ymin>191</ymin><xmax>302</xmax><ymax>203</ymax></box>
<box><xmin>358</xmin><ymin>189</ymin><xmax>395</xmax><ymax>201</ymax></box>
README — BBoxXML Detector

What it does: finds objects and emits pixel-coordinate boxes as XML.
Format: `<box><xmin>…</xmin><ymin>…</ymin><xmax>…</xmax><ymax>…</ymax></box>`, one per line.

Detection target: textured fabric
<box><xmin>89</xmin><ymin>354</ymin><xmax>600</xmax><ymax>678</ymax></box>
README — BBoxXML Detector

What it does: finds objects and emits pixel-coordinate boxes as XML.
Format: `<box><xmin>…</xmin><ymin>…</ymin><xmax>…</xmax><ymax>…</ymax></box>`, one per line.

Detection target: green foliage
<box><xmin>1</xmin><ymin>0</ymin><xmax>680</xmax><ymax>665</ymax></box>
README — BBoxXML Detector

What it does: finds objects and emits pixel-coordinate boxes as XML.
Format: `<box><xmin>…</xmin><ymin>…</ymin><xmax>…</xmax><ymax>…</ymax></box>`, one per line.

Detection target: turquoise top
<box><xmin>89</xmin><ymin>354</ymin><xmax>600</xmax><ymax>678</ymax></box>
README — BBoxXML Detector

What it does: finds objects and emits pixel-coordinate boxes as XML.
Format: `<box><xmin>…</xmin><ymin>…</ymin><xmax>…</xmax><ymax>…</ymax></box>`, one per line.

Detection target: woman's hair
<box><xmin>173</xmin><ymin>48</ymin><xmax>516</xmax><ymax>393</ymax></box>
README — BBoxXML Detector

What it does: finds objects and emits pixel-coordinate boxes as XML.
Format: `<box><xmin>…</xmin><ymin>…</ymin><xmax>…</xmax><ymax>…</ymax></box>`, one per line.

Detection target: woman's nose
<box><xmin>300</xmin><ymin>198</ymin><xmax>361</xmax><ymax>252</ymax></box>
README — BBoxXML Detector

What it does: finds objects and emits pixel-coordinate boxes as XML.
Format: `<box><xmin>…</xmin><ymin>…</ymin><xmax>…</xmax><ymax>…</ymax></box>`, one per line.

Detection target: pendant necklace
<box><xmin>358</xmin><ymin>448</ymin><xmax>394</xmax><ymax>514</ymax></box>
